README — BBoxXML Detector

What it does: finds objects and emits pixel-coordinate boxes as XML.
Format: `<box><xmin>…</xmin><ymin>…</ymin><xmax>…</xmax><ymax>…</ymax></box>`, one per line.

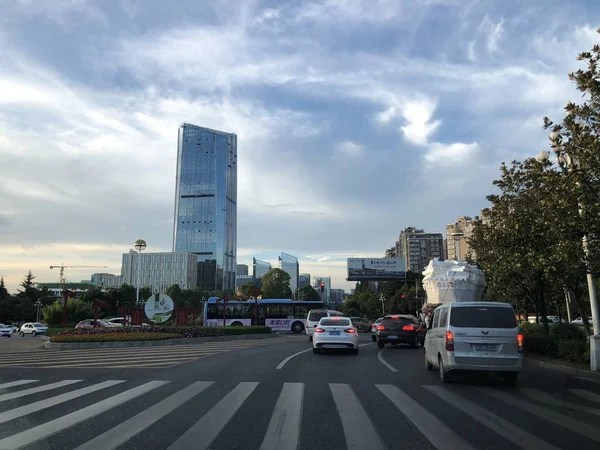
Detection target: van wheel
<box><xmin>371</xmin><ymin>335</ymin><xmax>376</xmax><ymax>342</ymax></box>
<box><xmin>439</xmin><ymin>356</ymin><xmax>451</xmax><ymax>383</ymax></box>
<box><xmin>425</xmin><ymin>351</ymin><xmax>433</xmax><ymax>371</ymax></box>
<box><xmin>411</xmin><ymin>334</ymin><xmax>419</xmax><ymax>348</ymax></box>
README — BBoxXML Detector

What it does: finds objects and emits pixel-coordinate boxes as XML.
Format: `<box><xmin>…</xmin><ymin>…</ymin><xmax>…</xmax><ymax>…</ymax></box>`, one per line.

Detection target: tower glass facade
<box><xmin>173</xmin><ymin>123</ymin><xmax>237</xmax><ymax>292</ymax></box>
<box><xmin>253</xmin><ymin>258</ymin><xmax>272</xmax><ymax>288</ymax></box>
<box><xmin>278</xmin><ymin>252</ymin><xmax>299</xmax><ymax>293</ymax></box>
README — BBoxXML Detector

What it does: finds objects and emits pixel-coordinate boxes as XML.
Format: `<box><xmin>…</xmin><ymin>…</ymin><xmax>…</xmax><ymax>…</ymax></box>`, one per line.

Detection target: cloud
<box><xmin>0</xmin><ymin>0</ymin><xmax>597</xmax><ymax>293</ymax></box>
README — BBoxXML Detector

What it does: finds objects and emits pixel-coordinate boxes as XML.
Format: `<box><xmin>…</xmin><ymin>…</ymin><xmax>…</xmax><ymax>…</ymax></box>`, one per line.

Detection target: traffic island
<box><xmin>44</xmin><ymin>326</ymin><xmax>277</xmax><ymax>349</ymax></box>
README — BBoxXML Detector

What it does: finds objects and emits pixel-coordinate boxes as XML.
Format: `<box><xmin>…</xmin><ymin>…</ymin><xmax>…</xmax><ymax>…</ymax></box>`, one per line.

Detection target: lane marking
<box><xmin>0</xmin><ymin>380</ymin><xmax>82</xmax><ymax>403</ymax></box>
<box><xmin>575</xmin><ymin>376</ymin><xmax>600</xmax><ymax>385</ymax></box>
<box><xmin>425</xmin><ymin>385</ymin><xmax>559</xmax><ymax>450</ymax></box>
<box><xmin>0</xmin><ymin>380</ymin><xmax>168</xmax><ymax>450</ymax></box>
<box><xmin>377</xmin><ymin>384</ymin><xmax>474</xmax><ymax>450</ymax></box>
<box><xmin>0</xmin><ymin>380</ymin><xmax>125</xmax><ymax>425</ymax></box>
<box><xmin>569</xmin><ymin>388</ymin><xmax>600</xmax><ymax>404</ymax></box>
<box><xmin>478</xmin><ymin>387</ymin><xmax>600</xmax><ymax>443</ymax></box>
<box><xmin>167</xmin><ymin>382</ymin><xmax>258</xmax><ymax>450</ymax></box>
<box><xmin>0</xmin><ymin>380</ymin><xmax>38</xmax><ymax>390</ymax></box>
<box><xmin>260</xmin><ymin>383</ymin><xmax>303</xmax><ymax>450</ymax></box>
<box><xmin>74</xmin><ymin>381</ymin><xmax>213</xmax><ymax>450</ymax></box>
<box><xmin>276</xmin><ymin>348</ymin><xmax>313</xmax><ymax>370</ymax></box>
<box><xmin>377</xmin><ymin>350</ymin><xmax>397</xmax><ymax>372</ymax></box>
<box><xmin>520</xmin><ymin>388</ymin><xmax>600</xmax><ymax>416</ymax></box>
<box><xmin>330</xmin><ymin>383</ymin><xmax>385</xmax><ymax>450</ymax></box>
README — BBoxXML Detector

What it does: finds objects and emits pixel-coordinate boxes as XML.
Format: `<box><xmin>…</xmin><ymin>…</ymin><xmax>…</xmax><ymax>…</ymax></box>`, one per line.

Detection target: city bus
<box><xmin>203</xmin><ymin>297</ymin><xmax>324</xmax><ymax>333</ymax></box>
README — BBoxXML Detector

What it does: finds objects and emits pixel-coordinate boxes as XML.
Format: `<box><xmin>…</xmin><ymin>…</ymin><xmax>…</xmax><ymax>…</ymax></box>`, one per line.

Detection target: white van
<box><xmin>424</xmin><ymin>302</ymin><xmax>523</xmax><ymax>385</ymax></box>
<box><xmin>306</xmin><ymin>309</ymin><xmax>344</xmax><ymax>341</ymax></box>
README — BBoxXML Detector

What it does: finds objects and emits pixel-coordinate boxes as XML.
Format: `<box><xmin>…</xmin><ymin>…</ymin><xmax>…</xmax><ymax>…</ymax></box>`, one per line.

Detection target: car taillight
<box><xmin>344</xmin><ymin>328</ymin><xmax>356</xmax><ymax>334</ymax></box>
<box><xmin>402</xmin><ymin>325</ymin><xmax>415</xmax><ymax>331</ymax></box>
<box><xmin>445</xmin><ymin>330</ymin><xmax>454</xmax><ymax>351</ymax></box>
<box><xmin>517</xmin><ymin>332</ymin><xmax>524</xmax><ymax>353</ymax></box>
<box><xmin>314</xmin><ymin>328</ymin><xmax>325</xmax><ymax>333</ymax></box>
<box><xmin>377</xmin><ymin>325</ymin><xmax>385</xmax><ymax>331</ymax></box>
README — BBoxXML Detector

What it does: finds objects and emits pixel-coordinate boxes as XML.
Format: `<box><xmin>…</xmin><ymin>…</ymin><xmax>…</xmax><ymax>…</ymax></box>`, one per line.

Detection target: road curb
<box><xmin>43</xmin><ymin>333</ymin><xmax>280</xmax><ymax>350</ymax></box>
<box><xmin>525</xmin><ymin>357</ymin><xmax>600</xmax><ymax>380</ymax></box>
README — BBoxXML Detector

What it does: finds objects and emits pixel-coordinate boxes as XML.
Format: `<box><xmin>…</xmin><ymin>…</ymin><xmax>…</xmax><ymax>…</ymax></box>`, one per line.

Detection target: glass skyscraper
<box><xmin>173</xmin><ymin>123</ymin><xmax>237</xmax><ymax>292</ymax></box>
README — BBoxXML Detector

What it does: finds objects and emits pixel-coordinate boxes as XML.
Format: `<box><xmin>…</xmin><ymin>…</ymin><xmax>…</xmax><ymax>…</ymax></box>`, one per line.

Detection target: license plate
<box><xmin>388</xmin><ymin>335</ymin><xmax>398</xmax><ymax>339</ymax></box>
<box><xmin>329</xmin><ymin>331</ymin><xmax>340</xmax><ymax>335</ymax></box>
<box><xmin>474</xmin><ymin>344</ymin><xmax>497</xmax><ymax>352</ymax></box>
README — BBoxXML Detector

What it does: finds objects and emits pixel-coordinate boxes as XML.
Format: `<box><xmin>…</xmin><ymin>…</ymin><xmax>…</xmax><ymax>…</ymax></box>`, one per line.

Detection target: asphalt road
<box><xmin>0</xmin><ymin>332</ymin><xmax>599</xmax><ymax>450</ymax></box>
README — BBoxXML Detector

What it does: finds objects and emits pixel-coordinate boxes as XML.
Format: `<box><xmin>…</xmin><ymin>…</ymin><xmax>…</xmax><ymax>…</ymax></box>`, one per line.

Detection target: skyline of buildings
<box><xmin>172</xmin><ymin>123</ymin><xmax>238</xmax><ymax>292</ymax></box>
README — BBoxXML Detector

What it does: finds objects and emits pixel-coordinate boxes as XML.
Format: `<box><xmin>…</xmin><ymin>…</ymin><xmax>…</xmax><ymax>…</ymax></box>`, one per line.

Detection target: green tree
<box><xmin>260</xmin><ymin>268</ymin><xmax>292</xmax><ymax>299</ymax></box>
<box><xmin>298</xmin><ymin>285</ymin><xmax>320</xmax><ymax>301</ymax></box>
<box><xmin>16</xmin><ymin>271</ymin><xmax>40</xmax><ymax>322</ymax></box>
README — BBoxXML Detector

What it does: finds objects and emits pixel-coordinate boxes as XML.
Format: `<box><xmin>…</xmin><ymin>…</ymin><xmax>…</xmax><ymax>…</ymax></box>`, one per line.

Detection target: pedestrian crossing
<box><xmin>0</xmin><ymin>377</ymin><xmax>598</xmax><ymax>449</ymax></box>
<box><xmin>0</xmin><ymin>338</ymin><xmax>289</xmax><ymax>368</ymax></box>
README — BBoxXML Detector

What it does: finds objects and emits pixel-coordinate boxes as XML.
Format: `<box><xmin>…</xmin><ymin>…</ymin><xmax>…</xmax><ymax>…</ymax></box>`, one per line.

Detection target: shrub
<box><xmin>523</xmin><ymin>333</ymin><xmax>557</xmax><ymax>356</ymax></box>
<box><xmin>549</xmin><ymin>323</ymin><xmax>586</xmax><ymax>342</ymax></box>
<box><xmin>556</xmin><ymin>339</ymin><xmax>588</xmax><ymax>363</ymax></box>
<box><xmin>217</xmin><ymin>326</ymin><xmax>272</xmax><ymax>335</ymax></box>
<box><xmin>42</xmin><ymin>300</ymin><xmax>93</xmax><ymax>326</ymax></box>
<box><xmin>519</xmin><ymin>322</ymin><xmax>542</xmax><ymax>335</ymax></box>
<box><xmin>51</xmin><ymin>332</ymin><xmax>180</xmax><ymax>343</ymax></box>
<box><xmin>49</xmin><ymin>325</ymin><xmax>272</xmax><ymax>342</ymax></box>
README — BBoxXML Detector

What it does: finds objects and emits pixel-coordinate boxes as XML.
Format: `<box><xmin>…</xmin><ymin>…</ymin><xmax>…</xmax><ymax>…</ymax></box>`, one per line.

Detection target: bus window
<box><xmin>206</xmin><ymin>304</ymin><xmax>220</xmax><ymax>320</ymax></box>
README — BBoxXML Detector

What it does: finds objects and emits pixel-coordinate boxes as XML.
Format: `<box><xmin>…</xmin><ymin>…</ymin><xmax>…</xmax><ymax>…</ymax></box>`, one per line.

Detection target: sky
<box><xmin>0</xmin><ymin>0</ymin><xmax>599</xmax><ymax>294</ymax></box>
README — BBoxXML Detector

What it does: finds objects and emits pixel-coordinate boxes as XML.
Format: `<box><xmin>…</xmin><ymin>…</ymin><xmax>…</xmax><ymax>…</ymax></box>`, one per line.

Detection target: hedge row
<box><xmin>50</xmin><ymin>325</ymin><xmax>271</xmax><ymax>343</ymax></box>
<box><xmin>521</xmin><ymin>323</ymin><xmax>590</xmax><ymax>364</ymax></box>
<box><xmin>51</xmin><ymin>332</ymin><xmax>181</xmax><ymax>343</ymax></box>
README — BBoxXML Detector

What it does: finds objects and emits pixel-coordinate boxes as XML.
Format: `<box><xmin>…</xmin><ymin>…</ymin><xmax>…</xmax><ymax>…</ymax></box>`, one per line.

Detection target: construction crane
<box><xmin>50</xmin><ymin>264</ymin><xmax>109</xmax><ymax>328</ymax></box>
<box><xmin>50</xmin><ymin>264</ymin><xmax>109</xmax><ymax>286</ymax></box>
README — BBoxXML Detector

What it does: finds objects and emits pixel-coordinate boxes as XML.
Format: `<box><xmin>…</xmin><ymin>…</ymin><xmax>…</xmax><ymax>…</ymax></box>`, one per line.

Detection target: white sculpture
<box><xmin>421</xmin><ymin>258</ymin><xmax>486</xmax><ymax>306</ymax></box>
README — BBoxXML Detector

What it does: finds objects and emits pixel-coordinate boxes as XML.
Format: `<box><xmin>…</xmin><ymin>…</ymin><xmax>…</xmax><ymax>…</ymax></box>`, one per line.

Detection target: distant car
<box><xmin>75</xmin><ymin>319</ymin><xmax>121</xmax><ymax>329</ymax></box>
<box><xmin>350</xmin><ymin>317</ymin><xmax>372</xmax><ymax>332</ymax></box>
<box><xmin>19</xmin><ymin>322</ymin><xmax>48</xmax><ymax>337</ymax></box>
<box><xmin>376</xmin><ymin>314</ymin><xmax>425</xmax><ymax>348</ymax></box>
<box><xmin>306</xmin><ymin>309</ymin><xmax>344</xmax><ymax>342</ymax></box>
<box><xmin>312</xmin><ymin>316</ymin><xmax>359</xmax><ymax>354</ymax></box>
<box><xmin>371</xmin><ymin>317</ymin><xmax>384</xmax><ymax>341</ymax></box>
<box><xmin>0</xmin><ymin>323</ymin><xmax>14</xmax><ymax>338</ymax></box>
<box><xmin>571</xmin><ymin>317</ymin><xmax>593</xmax><ymax>326</ymax></box>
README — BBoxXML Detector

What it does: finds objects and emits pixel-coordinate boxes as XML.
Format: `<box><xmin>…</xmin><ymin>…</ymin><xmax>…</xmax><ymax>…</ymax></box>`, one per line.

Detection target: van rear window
<box><xmin>308</xmin><ymin>311</ymin><xmax>328</xmax><ymax>322</ymax></box>
<box><xmin>449</xmin><ymin>307</ymin><xmax>517</xmax><ymax>328</ymax></box>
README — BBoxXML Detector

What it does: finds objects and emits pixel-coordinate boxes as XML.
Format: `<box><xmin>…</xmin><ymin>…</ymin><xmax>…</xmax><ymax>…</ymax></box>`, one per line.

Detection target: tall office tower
<box><xmin>173</xmin><ymin>123</ymin><xmax>237</xmax><ymax>292</ymax></box>
<box><xmin>278</xmin><ymin>252</ymin><xmax>299</xmax><ymax>294</ymax></box>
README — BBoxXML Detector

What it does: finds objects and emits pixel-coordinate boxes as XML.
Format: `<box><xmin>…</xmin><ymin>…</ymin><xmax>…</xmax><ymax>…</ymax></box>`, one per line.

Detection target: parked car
<box><xmin>19</xmin><ymin>322</ymin><xmax>49</xmax><ymax>337</ymax></box>
<box><xmin>75</xmin><ymin>319</ymin><xmax>121</xmax><ymax>329</ymax></box>
<box><xmin>424</xmin><ymin>302</ymin><xmax>523</xmax><ymax>386</ymax></box>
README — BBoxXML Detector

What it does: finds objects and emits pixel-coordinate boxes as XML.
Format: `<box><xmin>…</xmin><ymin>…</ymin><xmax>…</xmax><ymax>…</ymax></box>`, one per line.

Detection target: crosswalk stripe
<box><xmin>0</xmin><ymin>380</ymin><xmax>168</xmax><ymax>450</ymax></box>
<box><xmin>260</xmin><ymin>383</ymin><xmax>303</xmax><ymax>450</ymax></box>
<box><xmin>424</xmin><ymin>386</ymin><xmax>560</xmax><ymax>450</ymax></box>
<box><xmin>0</xmin><ymin>380</ymin><xmax>37</xmax><ymax>390</ymax></box>
<box><xmin>478</xmin><ymin>387</ymin><xmax>600</xmax><ymax>443</ymax></box>
<box><xmin>0</xmin><ymin>380</ymin><xmax>125</xmax><ymax>425</ymax></box>
<box><xmin>569</xmin><ymin>388</ymin><xmax>600</xmax><ymax>404</ymax></box>
<box><xmin>73</xmin><ymin>381</ymin><xmax>213</xmax><ymax>450</ymax></box>
<box><xmin>376</xmin><ymin>384</ymin><xmax>475</xmax><ymax>450</ymax></box>
<box><xmin>521</xmin><ymin>388</ymin><xmax>600</xmax><ymax>416</ymax></box>
<box><xmin>0</xmin><ymin>380</ymin><xmax>82</xmax><ymax>402</ymax></box>
<box><xmin>330</xmin><ymin>383</ymin><xmax>385</xmax><ymax>450</ymax></box>
<box><xmin>167</xmin><ymin>381</ymin><xmax>259</xmax><ymax>450</ymax></box>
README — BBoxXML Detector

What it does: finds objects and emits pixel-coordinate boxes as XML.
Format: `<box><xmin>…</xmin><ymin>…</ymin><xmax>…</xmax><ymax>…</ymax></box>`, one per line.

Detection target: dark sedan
<box><xmin>376</xmin><ymin>314</ymin><xmax>425</xmax><ymax>348</ymax></box>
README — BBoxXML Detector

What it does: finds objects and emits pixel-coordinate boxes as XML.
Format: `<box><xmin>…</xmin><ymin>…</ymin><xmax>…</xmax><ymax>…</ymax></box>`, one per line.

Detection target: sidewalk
<box><xmin>525</xmin><ymin>356</ymin><xmax>600</xmax><ymax>380</ymax></box>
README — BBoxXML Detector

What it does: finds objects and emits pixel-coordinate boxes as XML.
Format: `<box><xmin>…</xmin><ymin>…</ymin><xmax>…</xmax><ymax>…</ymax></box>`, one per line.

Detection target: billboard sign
<box><xmin>144</xmin><ymin>293</ymin><xmax>175</xmax><ymax>323</ymax></box>
<box><xmin>347</xmin><ymin>258</ymin><xmax>406</xmax><ymax>281</ymax></box>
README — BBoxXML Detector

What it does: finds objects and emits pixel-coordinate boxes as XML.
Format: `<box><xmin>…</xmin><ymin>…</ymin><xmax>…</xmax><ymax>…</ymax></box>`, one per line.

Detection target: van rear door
<box><xmin>449</xmin><ymin>305</ymin><xmax>519</xmax><ymax>365</ymax></box>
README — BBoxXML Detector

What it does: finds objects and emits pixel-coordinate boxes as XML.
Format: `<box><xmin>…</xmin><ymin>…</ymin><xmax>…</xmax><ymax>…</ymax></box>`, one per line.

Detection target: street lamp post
<box><xmin>450</xmin><ymin>231</ymin><xmax>465</xmax><ymax>262</ymax></box>
<box><xmin>539</xmin><ymin>144</ymin><xmax>600</xmax><ymax>371</ymax></box>
<box><xmin>134</xmin><ymin>239</ymin><xmax>147</xmax><ymax>305</ymax></box>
